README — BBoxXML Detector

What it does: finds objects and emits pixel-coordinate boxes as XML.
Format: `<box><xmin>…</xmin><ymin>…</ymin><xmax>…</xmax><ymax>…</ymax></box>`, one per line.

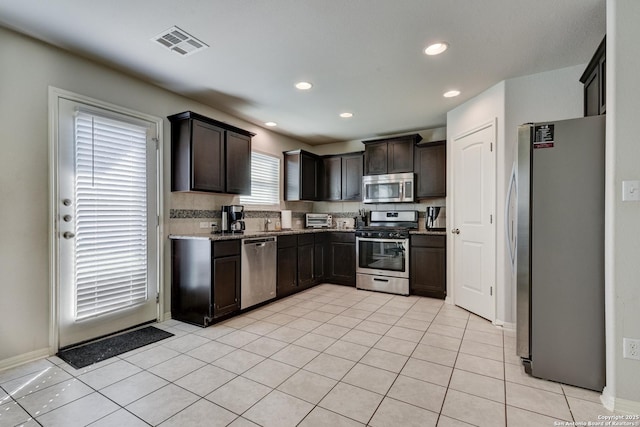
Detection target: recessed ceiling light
<box><xmin>265</xmin><ymin>121</ymin><xmax>278</xmax><ymax>127</ymax></box>
<box><xmin>424</xmin><ymin>42</ymin><xmax>449</xmax><ymax>56</ymax></box>
<box><xmin>443</xmin><ymin>90</ymin><xmax>461</xmax><ymax>98</ymax></box>
<box><xmin>339</xmin><ymin>112</ymin><xmax>353</xmax><ymax>118</ymax></box>
<box><xmin>295</xmin><ymin>81</ymin><xmax>313</xmax><ymax>90</ymax></box>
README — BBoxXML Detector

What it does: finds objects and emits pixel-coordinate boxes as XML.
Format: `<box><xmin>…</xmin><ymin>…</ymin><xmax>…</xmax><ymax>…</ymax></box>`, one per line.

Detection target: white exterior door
<box><xmin>451</xmin><ymin>121</ymin><xmax>496</xmax><ymax>321</ymax></box>
<box><xmin>54</xmin><ymin>93</ymin><xmax>160</xmax><ymax>348</ymax></box>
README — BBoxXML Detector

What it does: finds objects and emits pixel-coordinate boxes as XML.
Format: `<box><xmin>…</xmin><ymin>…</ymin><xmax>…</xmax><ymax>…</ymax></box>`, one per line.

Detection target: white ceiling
<box><xmin>0</xmin><ymin>0</ymin><xmax>605</xmax><ymax>144</ymax></box>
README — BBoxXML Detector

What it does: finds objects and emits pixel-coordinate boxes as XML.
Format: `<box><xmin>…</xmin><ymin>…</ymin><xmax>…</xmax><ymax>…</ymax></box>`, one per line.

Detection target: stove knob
<box><xmin>378</xmin><ymin>232</ymin><xmax>384</xmax><ymax>238</ymax></box>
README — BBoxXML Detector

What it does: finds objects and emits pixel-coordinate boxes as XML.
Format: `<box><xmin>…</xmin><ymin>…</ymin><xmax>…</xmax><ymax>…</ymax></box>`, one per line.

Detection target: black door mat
<box><xmin>57</xmin><ymin>326</ymin><xmax>174</xmax><ymax>369</ymax></box>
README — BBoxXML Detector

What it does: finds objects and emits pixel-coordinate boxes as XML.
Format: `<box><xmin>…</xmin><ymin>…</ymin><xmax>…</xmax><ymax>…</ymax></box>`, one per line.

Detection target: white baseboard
<box><xmin>0</xmin><ymin>348</ymin><xmax>51</xmax><ymax>373</ymax></box>
<box><xmin>601</xmin><ymin>386</ymin><xmax>640</xmax><ymax>414</ymax></box>
<box><xmin>162</xmin><ymin>312</ymin><xmax>172</xmax><ymax>322</ymax></box>
<box><xmin>494</xmin><ymin>320</ymin><xmax>516</xmax><ymax>331</ymax></box>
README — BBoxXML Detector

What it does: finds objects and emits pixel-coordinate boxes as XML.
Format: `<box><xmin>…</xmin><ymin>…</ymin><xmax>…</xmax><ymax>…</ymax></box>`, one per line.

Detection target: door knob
<box><xmin>451</xmin><ymin>228</ymin><xmax>460</xmax><ymax>235</ymax></box>
<box><xmin>63</xmin><ymin>231</ymin><xmax>75</xmax><ymax>239</ymax></box>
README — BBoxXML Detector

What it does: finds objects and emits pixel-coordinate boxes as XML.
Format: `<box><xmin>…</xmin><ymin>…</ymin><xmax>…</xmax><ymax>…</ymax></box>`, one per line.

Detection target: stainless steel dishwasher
<box><xmin>241</xmin><ymin>236</ymin><xmax>277</xmax><ymax>309</ymax></box>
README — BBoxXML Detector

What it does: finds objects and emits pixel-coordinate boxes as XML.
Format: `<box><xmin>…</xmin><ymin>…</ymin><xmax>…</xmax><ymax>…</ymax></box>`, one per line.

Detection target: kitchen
<box><xmin>1</xmin><ymin>1</ymin><xmax>639</xmax><ymax>426</ymax></box>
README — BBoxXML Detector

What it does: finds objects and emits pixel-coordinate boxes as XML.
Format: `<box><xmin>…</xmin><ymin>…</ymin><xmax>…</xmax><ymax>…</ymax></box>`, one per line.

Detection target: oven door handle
<box><xmin>356</xmin><ymin>237</ymin><xmax>407</xmax><ymax>244</ymax></box>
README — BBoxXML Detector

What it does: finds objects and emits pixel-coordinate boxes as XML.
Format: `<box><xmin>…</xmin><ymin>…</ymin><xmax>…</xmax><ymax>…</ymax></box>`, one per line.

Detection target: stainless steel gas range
<box><xmin>355</xmin><ymin>210</ymin><xmax>418</xmax><ymax>296</ymax></box>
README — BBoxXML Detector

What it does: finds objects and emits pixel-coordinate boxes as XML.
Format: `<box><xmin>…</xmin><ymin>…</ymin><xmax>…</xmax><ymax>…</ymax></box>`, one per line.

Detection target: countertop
<box><xmin>169</xmin><ymin>228</ymin><xmax>446</xmax><ymax>240</ymax></box>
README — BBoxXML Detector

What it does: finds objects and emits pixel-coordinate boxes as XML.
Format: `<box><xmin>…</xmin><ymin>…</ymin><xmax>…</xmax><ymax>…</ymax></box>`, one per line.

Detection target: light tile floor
<box><xmin>0</xmin><ymin>284</ymin><xmax>623</xmax><ymax>427</ymax></box>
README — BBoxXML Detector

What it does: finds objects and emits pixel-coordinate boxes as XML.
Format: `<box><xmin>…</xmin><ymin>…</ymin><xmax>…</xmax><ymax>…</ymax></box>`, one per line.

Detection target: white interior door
<box><xmin>451</xmin><ymin>121</ymin><xmax>496</xmax><ymax>320</ymax></box>
<box><xmin>55</xmin><ymin>95</ymin><xmax>160</xmax><ymax>348</ymax></box>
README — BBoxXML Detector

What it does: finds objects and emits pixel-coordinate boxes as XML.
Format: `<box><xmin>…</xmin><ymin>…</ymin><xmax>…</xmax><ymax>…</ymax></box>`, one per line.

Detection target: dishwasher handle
<box><xmin>243</xmin><ymin>237</ymin><xmax>277</xmax><ymax>246</ymax></box>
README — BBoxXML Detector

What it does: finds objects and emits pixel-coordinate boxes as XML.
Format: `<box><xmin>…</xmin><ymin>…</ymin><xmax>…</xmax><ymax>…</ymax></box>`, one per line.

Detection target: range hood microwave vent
<box><xmin>152</xmin><ymin>26</ymin><xmax>208</xmax><ymax>56</ymax></box>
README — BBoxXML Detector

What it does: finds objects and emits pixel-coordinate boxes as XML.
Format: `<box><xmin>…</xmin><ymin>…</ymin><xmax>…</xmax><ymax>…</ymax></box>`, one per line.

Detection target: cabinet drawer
<box><xmin>411</xmin><ymin>235</ymin><xmax>445</xmax><ymax>248</ymax></box>
<box><xmin>297</xmin><ymin>234</ymin><xmax>314</xmax><ymax>246</ymax></box>
<box><xmin>213</xmin><ymin>240</ymin><xmax>240</xmax><ymax>257</ymax></box>
<box><xmin>278</xmin><ymin>234</ymin><xmax>297</xmax><ymax>248</ymax></box>
<box><xmin>330</xmin><ymin>232</ymin><xmax>355</xmax><ymax>243</ymax></box>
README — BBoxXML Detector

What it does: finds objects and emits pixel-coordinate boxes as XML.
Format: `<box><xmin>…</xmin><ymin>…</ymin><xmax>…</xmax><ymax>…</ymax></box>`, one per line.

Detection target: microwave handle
<box><xmin>405</xmin><ymin>181</ymin><xmax>412</xmax><ymax>199</ymax></box>
<box><xmin>399</xmin><ymin>181</ymin><xmax>404</xmax><ymax>199</ymax></box>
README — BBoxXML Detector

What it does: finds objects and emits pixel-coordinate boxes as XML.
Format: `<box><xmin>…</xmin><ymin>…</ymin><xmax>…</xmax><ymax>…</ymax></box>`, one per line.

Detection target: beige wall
<box><xmin>0</xmin><ymin>26</ymin><xmax>309</xmax><ymax>364</ymax></box>
<box><xmin>604</xmin><ymin>0</ymin><xmax>640</xmax><ymax>410</ymax></box>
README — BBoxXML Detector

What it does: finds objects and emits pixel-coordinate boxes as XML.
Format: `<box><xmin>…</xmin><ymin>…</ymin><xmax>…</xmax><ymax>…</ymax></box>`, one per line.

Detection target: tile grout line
<box><xmin>432</xmin><ymin>302</ymin><xmax>475</xmax><ymax>427</ymax></box>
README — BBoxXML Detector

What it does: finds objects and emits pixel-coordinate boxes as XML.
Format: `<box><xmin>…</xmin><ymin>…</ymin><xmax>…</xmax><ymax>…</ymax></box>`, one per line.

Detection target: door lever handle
<box><xmin>451</xmin><ymin>228</ymin><xmax>460</xmax><ymax>235</ymax></box>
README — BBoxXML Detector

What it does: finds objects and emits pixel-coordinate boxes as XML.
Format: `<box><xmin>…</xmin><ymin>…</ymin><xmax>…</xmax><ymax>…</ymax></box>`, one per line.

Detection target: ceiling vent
<box><xmin>152</xmin><ymin>26</ymin><xmax>208</xmax><ymax>56</ymax></box>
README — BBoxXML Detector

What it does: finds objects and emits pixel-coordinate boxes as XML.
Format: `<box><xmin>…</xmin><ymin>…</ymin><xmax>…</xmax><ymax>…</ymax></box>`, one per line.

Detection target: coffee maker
<box><xmin>221</xmin><ymin>205</ymin><xmax>245</xmax><ymax>233</ymax></box>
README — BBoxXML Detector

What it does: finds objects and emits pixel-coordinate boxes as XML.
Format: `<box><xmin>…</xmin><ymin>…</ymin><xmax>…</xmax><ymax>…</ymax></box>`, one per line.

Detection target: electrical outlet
<box><xmin>623</xmin><ymin>338</ymin><xmax>640</xmax><ymax>360</ymax></box>
<box><xmin>199</xmin><ymin>222</ymin><xmax>210</xmax><ymax>229</ymax></box>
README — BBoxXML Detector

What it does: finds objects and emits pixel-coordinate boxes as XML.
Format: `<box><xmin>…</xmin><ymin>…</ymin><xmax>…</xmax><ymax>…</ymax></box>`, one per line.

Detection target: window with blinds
<box><xmin>74</xmin><ymin>112</ymin><xmax>149</xmax><ymax>320</ymax></box>
<box><xmin>240</xmin><ymin>151</ymin><xmax>280</xmax><ymax>205</ymax></box>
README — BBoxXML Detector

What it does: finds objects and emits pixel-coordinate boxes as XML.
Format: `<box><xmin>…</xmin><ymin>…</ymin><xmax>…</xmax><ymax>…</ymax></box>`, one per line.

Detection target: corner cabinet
<box><xmin>171</xmin><ymin>239</ymin><xmax>240</xmax><ymax>326</ymax></box>
<box><xmin>169</xmin><ymin>111</ymin><xmax>254</xmax><ymax>194</ymax></box>
<box><xmin>580</xmin><ymin>36</ymin><xmax>606</xmax><ymax>117</ymax></box>
<box><xmin>363</xmin><ymin>134</ymin><xmax>421</xmax><ymax>175</ymax></box>
<box><xmin>410</xmin><ymin>234</ymin><xmax>446</xmax><ymax>299</ymax></box>
<box><xmin>414</xmin><ymin>141</ymin><xmax>446</xmax><ymax>198</ymax></box>
<box><xmin>322</xmin><ymin>152</ymin><xmax>364</xmax><ymax>201</ymax></box>
<box><xmin>284</xmin><ymin>150</ymin><xmax>321</xmax><ymax>201</ymax></box>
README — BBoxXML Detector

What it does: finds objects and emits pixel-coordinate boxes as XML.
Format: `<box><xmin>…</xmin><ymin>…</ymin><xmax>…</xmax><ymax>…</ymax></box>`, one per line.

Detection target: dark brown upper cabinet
<box><xmin>322</xmin><ymin>152</ymin><xmax>363</xmax><ymax>201</ymax></box>
<box><xmin>169</xmin><ymin>111</ymin><xmax>254</xmax><ymax>194</ymax></box>
<box><xmin>322</xmin><ymin>156</ymin><xmax>342</xmax><ymax>201</ymax></box>
<box><xmin>363</xmin><ymin>134</ymin><xmax>421</xmax><ymax>175</ymax></box>
<box><xmin>284</xmin><ymin>149</ymin><xmax>322</xmax><ymax>201</ymax></box>
<box><xmin>414</xmin><ymin>141</ymin><xmax>446</xmax><ymax>199</ymax></box>
<box><xmin>580</xmin><ymin>36</ymin><xmax>606</xmax><ymax>117</ymax></box>
<box><xmin>341</xmin><ymin>152</ymin><xmax>364</xmax><ymax>200</ymax></box>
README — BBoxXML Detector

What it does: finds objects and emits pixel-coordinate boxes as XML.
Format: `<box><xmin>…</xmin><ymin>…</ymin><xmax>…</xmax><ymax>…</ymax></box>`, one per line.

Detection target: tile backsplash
<box><xmin>168</xmin><ymin>191</ymin><xmax>445</xmax><ymax>234</ymax></box>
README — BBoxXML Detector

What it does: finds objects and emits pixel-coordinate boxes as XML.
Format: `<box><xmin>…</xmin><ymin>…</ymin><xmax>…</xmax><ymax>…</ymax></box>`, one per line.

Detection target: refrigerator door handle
<box><xmin>505</xmin><ymin>163</ymin><xmax>518</xmax><ymax>272</ymax></box>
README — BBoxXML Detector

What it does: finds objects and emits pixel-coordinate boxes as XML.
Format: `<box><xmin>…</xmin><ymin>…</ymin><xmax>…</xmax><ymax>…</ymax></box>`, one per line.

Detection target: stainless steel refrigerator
<box><xmin>516</xmin><ymin>115</ymin><xmax>605</xmax><ymax>391</ymax></box>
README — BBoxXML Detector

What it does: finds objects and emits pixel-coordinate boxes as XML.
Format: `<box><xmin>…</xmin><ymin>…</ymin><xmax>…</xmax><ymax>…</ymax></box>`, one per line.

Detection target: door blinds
<box><xmin>74</xmin><ymin>111</ymin><xmax>149</xmax><ymax>320</ymax></box>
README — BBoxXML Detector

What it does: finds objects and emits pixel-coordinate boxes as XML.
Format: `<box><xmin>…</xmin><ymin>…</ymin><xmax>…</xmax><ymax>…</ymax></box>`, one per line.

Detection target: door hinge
<box><xmin>490</xmin><ymin>286</ymin><xmax>493</xmax><ymax>296</ymax></box>
<box><xmin>152</xmin><ymin>137</ymin><xmax>159</xmax><ymax>150</ymax></box>
<box><xmin>490</xmin><ymin>214</ymin><xmax>493</xmax><ymax>224</ymax></box>
<box><xmin>156</xmin><ymin>293</ymin><xmax>160</xmax><ymax>303</ymax></box>
<box><xmin>490</xmin><ymin>142</ymin><xmax>493</xmax><ymax>152</ymax></box>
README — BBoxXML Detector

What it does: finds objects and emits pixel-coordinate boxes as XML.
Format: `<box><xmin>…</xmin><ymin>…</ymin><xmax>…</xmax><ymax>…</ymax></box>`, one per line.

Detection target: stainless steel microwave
<box><xmin>362</xmin><ymin>172</ymin><xmax>414</xmax><ymax>203</ymax></box>
<box><xmin>305</xmin><ymin>213</ymin><xmax>332</xmax><ymax>228</ymax></box>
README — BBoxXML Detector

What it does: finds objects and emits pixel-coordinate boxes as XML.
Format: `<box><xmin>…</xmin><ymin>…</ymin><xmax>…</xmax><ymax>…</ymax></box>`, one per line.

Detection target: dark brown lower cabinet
<box><xmin>171</xmin><ymin>239</ymin><xmax>240</xmax><ymax>326</ymax></box>
<box><xmin>212</xmin><ymin>255</ymin><xmax>241</xmax><ymax>317</ymax></box>
<box><xmin>277</xmin><ymin>235</ymin><xmax>298</xmax><ymax>298</ymax></box>
<box><xmin>410</xmin><ymin>235</ymin><xmax>446</xmax><ymax>299</ymax></box>
<box><xmin>297</xmin><ymin>234</ymin><xmax>315</xmax><ymax>289</ymax></box>
<box><xmin>314</xmin><ymin>233</ymin><xmax>327</xmax><ymax>282</ymax></box>
<box><xmin>328</xmin><ymin>232</ymin><xmax>356</xmax><ymax>286</ymax></box>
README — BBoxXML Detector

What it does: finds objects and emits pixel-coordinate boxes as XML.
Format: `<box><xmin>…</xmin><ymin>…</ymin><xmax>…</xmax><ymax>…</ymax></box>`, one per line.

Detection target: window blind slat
<box><xmin>240</xmin><ymin>151</ymin><xmax>280</xmax><ymax>205</ymax></box>
<box><xmin>73</xmin><ymin>112</ymin><xmax>149</xmax><ymax>320</ymax></box>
